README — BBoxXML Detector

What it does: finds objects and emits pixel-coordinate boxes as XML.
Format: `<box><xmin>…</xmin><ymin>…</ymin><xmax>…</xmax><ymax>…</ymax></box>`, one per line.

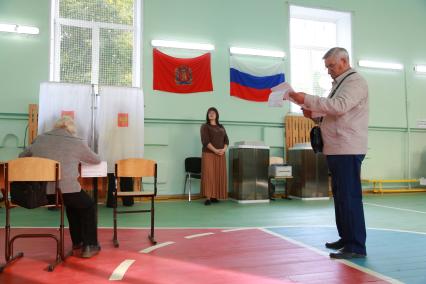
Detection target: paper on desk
<box><xmin>81</xmin><ymin>161</ymin><xmax>108</xmax><ymax>177</ymax></box>
<box><xmin>268</xmin><ymin>82</ymin><xmax>295</xmax><ymax>107</ymax></box>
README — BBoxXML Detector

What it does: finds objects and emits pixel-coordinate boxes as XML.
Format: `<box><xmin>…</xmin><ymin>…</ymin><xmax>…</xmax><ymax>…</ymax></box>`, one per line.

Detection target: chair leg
<box><xmin>188</xmin><ymin>174</ymin><xmax>192</xmax><ymax>202</ymax></box>
<box><xmin>0</xmin><ymin>227</ymin><xmax>21</xmax><ymax>272</ymax></box>
<box><xmin>183</xmin><ymin>174</ymin><xmax>188</xmax><ymax>195</ymax></box>
<box><xmin>0</xmin><ymin>205</ymin><xmax>24</xmax><ymax>272</ymax></box>
<box><xmin>113</xmin><ymin>190</ymin><xmax>119</xmax><ymax>248</ymax></box>
<box><xmin>48</xmin><ymin>203</ymin><xmax>72</xmax><ymax>271</ymax></box>
<box><xmin>148</xmin><ymin>196</ymin><xmax>157</xmax><ymax>245</ymax></box>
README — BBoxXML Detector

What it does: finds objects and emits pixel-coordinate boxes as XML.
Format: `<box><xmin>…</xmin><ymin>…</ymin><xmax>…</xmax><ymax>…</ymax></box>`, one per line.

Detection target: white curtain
<box><xmin>97</xmin><ymin>86</ymin><xmax>144</xmax><ymax>172</ymax></box>
<box><xmin>38</xmin><ymin>82</ymin><xmax>93</xmax><ymax>144</ymax></box>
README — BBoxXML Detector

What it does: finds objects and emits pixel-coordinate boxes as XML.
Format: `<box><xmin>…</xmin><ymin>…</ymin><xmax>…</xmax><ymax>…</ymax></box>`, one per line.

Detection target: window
<box><xmin>289</xmin><ymin>5</ymin><xmax>351</xmax><ymax>113</ymax></box>
<box><xmin>50</xmin><ymin>0</ymin><xmax>141</xmax><ymax>87</ymax></box>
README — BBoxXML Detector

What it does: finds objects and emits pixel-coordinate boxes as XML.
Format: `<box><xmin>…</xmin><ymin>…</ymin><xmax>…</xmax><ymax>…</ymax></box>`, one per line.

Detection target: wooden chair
<box><xmin>0</xmin><ymin>157</ymin><xmax>67</xmax><ymax>272</ymax></box>
<box><xmin>113</xmin><ymin>158</ymin><xmax>157</xmax><ymax>247</ymax></box>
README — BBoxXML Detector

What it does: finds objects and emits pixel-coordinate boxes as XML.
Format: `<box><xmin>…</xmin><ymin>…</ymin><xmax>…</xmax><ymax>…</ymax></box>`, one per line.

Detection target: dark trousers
<box><xmin>62</xmin><ymin>190</ymin><xmax>98</xmax><ymax>246</ymax></box>
<box><xmin>106</xmin><ymin>173</ymin><xmax>134</xmax><ymax>207</ymax></box>
<box><xmin>326</xmin><ymin>155</ymin><xmax>366</xmax><ymax>255</ymax></box>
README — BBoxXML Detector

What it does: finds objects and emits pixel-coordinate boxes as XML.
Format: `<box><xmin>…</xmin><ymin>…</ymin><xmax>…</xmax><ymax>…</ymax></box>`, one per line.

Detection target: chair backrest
<box><xmin>115</xmin><ymin>158</ymin><xmax>157</xmax><ymax>178</ymax></box>
<box><xmin>270</xmin><ymin>156</ymin><xmax>284</xmax><ymax>165</ymax></box>
<box><xmin>7</xmin><ymin>157</ymin><xmax>60</xmax><ymax>182</ymax></box>
<box><xmin>185</xmin><ymin>157</ymin><xmax>201</xmax><ymax>174</ymax></box>
<box><xmin>28</xmin><ymin>104</ymin><xmax>39</xmax><ymax>145</ymax></box>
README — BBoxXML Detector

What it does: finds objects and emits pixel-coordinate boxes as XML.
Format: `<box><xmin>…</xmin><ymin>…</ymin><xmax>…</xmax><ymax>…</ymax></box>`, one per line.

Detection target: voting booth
<box><xmin>37</xmin><ymin>82</ymin><xmax>144</xmax><ymax>171</ymax></box>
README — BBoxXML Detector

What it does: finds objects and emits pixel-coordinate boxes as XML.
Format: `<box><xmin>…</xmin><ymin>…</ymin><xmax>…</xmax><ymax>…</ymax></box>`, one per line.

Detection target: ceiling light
<box><xmin>151</xmin><ymin>40</ymin><xmax>214</xmax><ymax>51</ymax></box>
<box><xmin>0</xmin><ymin>23</ymin><xmax>39</xmax><ymax>35</ymax></box>
<box><xmin>414</xmin><ymin>65</ymin><xmax>426</xmax><ymax>74</ymax></box>
<box><xmin>358</xmin><ymin>60</ymin><xmax>403</xmax><ymax>70</ymax></box>
<box><xmin>230</xmin><ymin>47</ymin><xmax>285</xmax><ymax>58</ymax></box>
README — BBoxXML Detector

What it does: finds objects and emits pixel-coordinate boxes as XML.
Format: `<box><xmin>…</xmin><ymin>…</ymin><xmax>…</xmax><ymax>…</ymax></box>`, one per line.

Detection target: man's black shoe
<box><xmin>325</xmin><ymin>239</ymin><xmax>344</xmax><ymax>250</ymax></box>
<box><xmin>329</xmin><ymin>250</ymin><xmax>366</xmax><ymax>259</ymax></box>
<box><xmin>204</xmin><ymin>199</ymin><xmax>211</xmax><ymax>206</ymax></box>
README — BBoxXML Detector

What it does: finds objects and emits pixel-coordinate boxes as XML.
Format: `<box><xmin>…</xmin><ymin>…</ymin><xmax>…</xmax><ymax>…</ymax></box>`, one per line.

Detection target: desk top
<box><xmin>270</xmin><ymin>176</ymin><xmax>293</xmax><ymax>179</ymax></box>
<box><xmin>81</xmin><ymin>161</ymin><xmax>108</xmax><ymax>178</ymax></box>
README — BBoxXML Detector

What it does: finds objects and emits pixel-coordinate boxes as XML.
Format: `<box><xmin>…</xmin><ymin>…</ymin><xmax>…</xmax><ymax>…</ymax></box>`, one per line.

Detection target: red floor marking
<box><xmin>0</xmin><ymin>228</ymin><xmax>389</xmax><ymax>284</ymax></box>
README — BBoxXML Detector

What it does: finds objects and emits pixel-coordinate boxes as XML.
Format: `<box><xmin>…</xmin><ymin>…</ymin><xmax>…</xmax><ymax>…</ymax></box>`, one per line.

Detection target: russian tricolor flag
<box><xmin>230</xmin><ymin>57</ymin><xmax>285</xmax><ymax>102</ymax></box>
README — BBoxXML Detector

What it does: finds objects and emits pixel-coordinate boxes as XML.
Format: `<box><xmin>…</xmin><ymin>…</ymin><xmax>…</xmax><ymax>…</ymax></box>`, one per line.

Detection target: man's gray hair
<box><xmin>323</xmin><ymin>47</ymin><xmax>349</xmax><ymax>61</ymax></box>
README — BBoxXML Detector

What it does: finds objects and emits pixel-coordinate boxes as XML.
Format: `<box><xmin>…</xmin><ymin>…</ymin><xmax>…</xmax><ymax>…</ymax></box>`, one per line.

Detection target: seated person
<box><xmin>20</xmin><ymin>116</ymin><xmax>101</xmax><ymax>258</ymax></box>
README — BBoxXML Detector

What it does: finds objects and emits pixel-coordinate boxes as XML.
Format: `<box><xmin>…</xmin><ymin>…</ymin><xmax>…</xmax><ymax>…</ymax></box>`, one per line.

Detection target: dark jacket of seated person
<box><xmin>19</xmin><ymin>117</ymin><xmax>102</xmax><ymax>258</ymax></box>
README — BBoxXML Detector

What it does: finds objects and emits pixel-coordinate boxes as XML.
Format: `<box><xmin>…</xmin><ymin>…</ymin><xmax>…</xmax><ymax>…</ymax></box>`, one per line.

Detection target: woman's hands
<box><xmin>207</xmin><ymin>143</ymin><xmax>226</xmax><ymax>156</ymax></box>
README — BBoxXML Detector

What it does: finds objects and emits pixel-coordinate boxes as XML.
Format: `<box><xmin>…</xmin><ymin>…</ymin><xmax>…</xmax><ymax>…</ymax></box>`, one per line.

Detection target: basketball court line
<box><xmin>259</xmin><ymin>228</ymin><xmax>403</xmax><ymax>284</ymax></box>
<box><xmin>364</xmin><ymin>202</ymin><xmax>426</xmax><ymax>214</ymax></box>
<box><xmin>139</xmin><ymin>241</ymin><xmax>175</xmax><ymax>253</ymax></box>
<box><xmin>108</xmin><ymin>259</ymin><xmax>135</xmax><ymax>281</ymax></box>
<box><xmin>184</xmin><ymin>232</ymin><xmax>215</xmax><ymax>239</ymax></box>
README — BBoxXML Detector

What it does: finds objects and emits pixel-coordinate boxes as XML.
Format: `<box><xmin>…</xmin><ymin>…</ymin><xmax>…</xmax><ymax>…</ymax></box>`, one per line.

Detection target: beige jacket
<box><xmin>20</xmin><ymin>128</ymin><xmax>101</xmax><ymax>194</ymax></box>
<box><xmin>303</xmin><ymin>68</ymin><xmax>369</xmax><ymax>155</ymax></box>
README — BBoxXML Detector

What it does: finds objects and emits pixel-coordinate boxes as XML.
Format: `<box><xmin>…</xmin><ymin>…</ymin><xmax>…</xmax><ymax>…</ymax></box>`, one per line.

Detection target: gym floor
<box><xmin>0</xmin><ymin>193</ymin><xmax>425</xmax><ymax>283</ymax></box>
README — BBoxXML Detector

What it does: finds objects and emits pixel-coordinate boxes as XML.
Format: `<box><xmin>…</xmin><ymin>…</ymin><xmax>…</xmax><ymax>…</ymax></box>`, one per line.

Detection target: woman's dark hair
<box><xmin>205</xmin><ymin>107</ymin><xmax>223</xmax><ymax>128</ymax></box>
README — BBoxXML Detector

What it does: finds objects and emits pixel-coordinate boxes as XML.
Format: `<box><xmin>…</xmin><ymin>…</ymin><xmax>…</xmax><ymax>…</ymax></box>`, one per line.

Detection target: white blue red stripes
<box><xmin>230</xmin><ymin>56</ymin><xmax>285</xmax><ymax>102</ymax></box>
<box><xmin>230</xmin><ymin>68</ymin><xmax>285</xmax><ymax>89</ymax></box>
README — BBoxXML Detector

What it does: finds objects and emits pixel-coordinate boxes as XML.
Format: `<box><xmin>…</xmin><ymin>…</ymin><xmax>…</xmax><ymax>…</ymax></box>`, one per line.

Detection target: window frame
<box><xmin>288</xmin><ymin>5</ymin><xmax>352</xmax><ymax>113</ymax></box>
<box><xmin>49</xmin><ymin>0</ymin><xmax>142</xmax><ymax>87</ymax></box>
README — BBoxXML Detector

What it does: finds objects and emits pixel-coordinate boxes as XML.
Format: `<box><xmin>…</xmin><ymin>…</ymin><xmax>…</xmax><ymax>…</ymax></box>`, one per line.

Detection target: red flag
<box><xmin>153</xmin><ymin>48</ymin><xmax>213</xmax><ymax>93</ymax></box>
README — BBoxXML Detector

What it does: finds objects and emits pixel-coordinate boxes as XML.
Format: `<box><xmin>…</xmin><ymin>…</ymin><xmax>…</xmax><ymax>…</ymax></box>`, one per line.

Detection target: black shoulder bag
<box><xmin>10</xmin><ymin>181</ymin><xmax>48</xmax><ymax>209</ymax></box>
<box><xmin>310</xmin><ymin>71</ymin><xmax>356</xmax><ymax>153</ymax></box>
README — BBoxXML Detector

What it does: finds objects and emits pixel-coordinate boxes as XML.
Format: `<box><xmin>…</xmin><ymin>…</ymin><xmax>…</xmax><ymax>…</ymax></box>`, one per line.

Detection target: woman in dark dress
<box><xmin>200</xmin><ymin>107</ymin><xmax>229</xmax><ymax>205</ymax></box>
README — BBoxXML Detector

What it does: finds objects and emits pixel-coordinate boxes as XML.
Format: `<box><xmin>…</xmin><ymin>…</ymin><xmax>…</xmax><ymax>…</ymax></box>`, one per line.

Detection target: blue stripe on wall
<box><xmin>230</xmin><ymin>68</ymin><xmax>285</xmax><ymax>89</ymax></box>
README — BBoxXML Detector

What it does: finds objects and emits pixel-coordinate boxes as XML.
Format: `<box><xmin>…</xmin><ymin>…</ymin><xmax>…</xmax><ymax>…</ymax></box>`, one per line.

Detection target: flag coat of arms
<box><xmin>230</xmin><ymin>56</ymin><xmax>285</xmax><ymax>102</ymax></box>
<box><xmin>153</xmin><ymin>48</ymin><xmax>213</xmax><ymax>93</ymax></box>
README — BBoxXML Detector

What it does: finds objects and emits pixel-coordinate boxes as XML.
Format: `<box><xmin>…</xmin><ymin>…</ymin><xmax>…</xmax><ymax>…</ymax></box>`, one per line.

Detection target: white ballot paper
<box><xmin>268</xmin><ymin>82</ymin><xmax>294</xmax><ymax>107</ymax></box>
<box><xmin>270</xmin><ymin>82</ymin><xmax>326</xmax><ymax>118</ymax></box>
<box><xmin>81</xmin><ymin>161</ymin><xmax>108</xmax><ymax>178</ymax></box>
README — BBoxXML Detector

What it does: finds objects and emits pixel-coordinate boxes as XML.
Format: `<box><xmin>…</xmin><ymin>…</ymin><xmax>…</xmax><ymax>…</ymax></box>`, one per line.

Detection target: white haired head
<box><xmin>323</xmin><ymin>47</ymin><xmax>349</xmax><ymax>61</ymax></box>
<box><xmin>54</xmin><ymin>116</ymin><xmax>77</xmax><ymax>135</ymax></box>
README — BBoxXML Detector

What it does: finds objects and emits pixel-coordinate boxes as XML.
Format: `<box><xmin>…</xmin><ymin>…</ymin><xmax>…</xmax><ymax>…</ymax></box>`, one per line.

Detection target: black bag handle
<box><xmin>319</xmin><ymin>71</ymin><xmax>356</xmax><ymax>123</ymax></box>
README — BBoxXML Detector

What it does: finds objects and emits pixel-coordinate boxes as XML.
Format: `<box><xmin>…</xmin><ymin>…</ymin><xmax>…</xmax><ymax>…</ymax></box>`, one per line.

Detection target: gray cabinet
<box><xmin>287</xmin><ymin>144</ymin><xmax>329</xmax><ymax>199</ymax></box>
<box><xmin>229</xmin><ymin>146</ymin><xmax>270</xmax><ymax>202</ymax></box>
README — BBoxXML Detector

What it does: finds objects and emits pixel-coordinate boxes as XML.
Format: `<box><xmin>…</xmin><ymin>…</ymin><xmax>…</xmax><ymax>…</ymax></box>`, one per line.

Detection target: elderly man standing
<box><xmin>289</xmin><ymin>47</ymin><xmax>369</xmax><ymax>259</ymax></box>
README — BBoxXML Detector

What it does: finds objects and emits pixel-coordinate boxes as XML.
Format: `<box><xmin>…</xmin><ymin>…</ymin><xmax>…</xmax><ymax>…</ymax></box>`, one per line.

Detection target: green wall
<box><xmin>1</xmin><ymin>0</ymin><xmax>426</xmax><ymax>195</ymax></box>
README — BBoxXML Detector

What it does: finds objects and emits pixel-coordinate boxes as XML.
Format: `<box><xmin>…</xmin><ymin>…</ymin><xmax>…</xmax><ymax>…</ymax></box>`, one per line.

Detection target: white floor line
<box><xmin>364</xmin><ymin>202</ymin><xmax>426</xmax><ymax>214</ymax></box>
<box><xmin>221</xmin><ymin>228</ymin><xmax>255</xmax><ymax>233</ymax></box>
<box><xmin>184</xmin><ymin>232</ymin><xmax>215</xmax><ymax>239</ymax></box>
<box><xmin>109</xmin><ymin>259</ymin><xmax>135</xmax><ymax>281</ymax></box>
<box><xmin>259</xmin><ymin>228</ymin><xmax>403</xmax><ymax>284</ymax></box>
<box><xmin>17</xmin><ymin>225</ymin><xmax>426</xmax><ymax>235</ymax></box>
<box><xmin>368</xmin><ymin>227</ymin><xmax>426</xmax><ymax>235</ymax></box>
<box><xmin>140</xmin><ymin>241</ymin><xmax>175</xmax><ymax>253</ymax></box>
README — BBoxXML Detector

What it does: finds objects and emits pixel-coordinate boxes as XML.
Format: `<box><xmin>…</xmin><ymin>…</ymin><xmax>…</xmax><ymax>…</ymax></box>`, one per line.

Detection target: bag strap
<box><xmin>319</xmin><ymin>71</ymin><xmax>356</xmax><ymax>123</ymax></box>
